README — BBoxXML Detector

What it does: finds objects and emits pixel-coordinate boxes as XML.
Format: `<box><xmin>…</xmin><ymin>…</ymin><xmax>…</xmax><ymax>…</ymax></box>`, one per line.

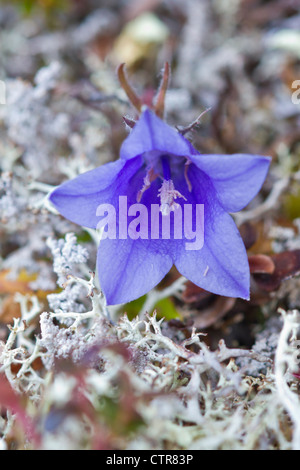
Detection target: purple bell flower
<box><xmin>49</xmin><ymin>108</ymin><xmax>271</xmax><ymax>306</ymax></box>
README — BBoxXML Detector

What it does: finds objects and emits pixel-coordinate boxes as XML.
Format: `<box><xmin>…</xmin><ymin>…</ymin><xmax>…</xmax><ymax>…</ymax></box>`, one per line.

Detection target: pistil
<box><xmin>161</xmin><ymin>155</ymin><xmax>171</xmax><ymax>181</ymax></box>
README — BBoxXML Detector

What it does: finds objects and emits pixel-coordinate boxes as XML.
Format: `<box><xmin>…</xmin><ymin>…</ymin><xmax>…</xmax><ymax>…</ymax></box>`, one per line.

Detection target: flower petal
<box><xmin>175</xmin><ymin>207</ymin><xmax>250</xmax><ymax>299</ymax></box>
<box><xmin>96</xmin><ymin>168</ymin><xmax>177</xmax><ymax>305</ymax></box>
<box><xmin>49</xmin><ymin>157</ymin><xmax>143</xmax><ymax>228</ymax></box>
<box><xmin>190</xmin><ymin>153</ymin><xmax>271</xmax><ymax>212</ymax></box>
<box><xmin>97</xmin><ymin>238</ymin><xmax>173</xmax><ymax>305</ymax></box>
<box><xmin>120</xmin><ymin>109</ymin><xmax>192</xmax><ymax>160</ymax></box>
<box><xmin>174</xmin><ymin>165</ymin><xmax>250</xmax><ymax>299</ymax></box>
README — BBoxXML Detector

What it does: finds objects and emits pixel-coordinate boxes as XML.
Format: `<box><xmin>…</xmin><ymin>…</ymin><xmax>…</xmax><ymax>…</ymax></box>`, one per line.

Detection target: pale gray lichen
<box><xmin>1</xmin><ymin>286</ymin><xmax>299</xmax><ymax>450</ymax></box>
<box><xmin>0</xmin><ymin>171</ymin><xmax>22</xmax><ymax>221</ymax></box>
<box><xmin>46</xmin><ymin>233</ymin><xmax>89</xmax><ymax>288</ymax></box>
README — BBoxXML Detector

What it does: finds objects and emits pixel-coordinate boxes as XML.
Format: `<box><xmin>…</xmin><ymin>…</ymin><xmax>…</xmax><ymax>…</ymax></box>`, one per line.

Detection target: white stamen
<box><xmin>184</xmin><ymin>160</ymin><xmax>193</xmax><ymax>192</ymax></box>
<box><xmin>158</xmin><ymin>179</ymin><xmax>187</xmax><ymax>216</ymax></box>
<box><xmin>137</xmin><ymin>167</ymin><xmax>157</xmax><ymax>203</ymax></box>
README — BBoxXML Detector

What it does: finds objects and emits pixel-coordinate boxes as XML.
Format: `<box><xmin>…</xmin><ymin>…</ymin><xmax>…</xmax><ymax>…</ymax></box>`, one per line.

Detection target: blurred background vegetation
<box><xmin>1</xmin><ymin>0</ymin><xmax>300</xmax><ymax>346</ymax></box>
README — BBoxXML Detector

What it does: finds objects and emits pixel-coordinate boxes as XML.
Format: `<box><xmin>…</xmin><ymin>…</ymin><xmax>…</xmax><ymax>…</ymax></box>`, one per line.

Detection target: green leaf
<box><xmin>124</xmin><ymin>295</ymin><xmax>181</xmax><ymax>321</ymax></box>
<box><xmin>154</xmin><ymin>297</ymin><xmax>182</xmax><ymax>321</ymax></box>
<box><xmin>283</xmin><ymin>188</ymin><xmax>300</xmax><ymax>220</ymax></box>
<box><xmin>124</xmin><ymin>295</ymin><xmax>147</xmax><ymax>321</ymax></box>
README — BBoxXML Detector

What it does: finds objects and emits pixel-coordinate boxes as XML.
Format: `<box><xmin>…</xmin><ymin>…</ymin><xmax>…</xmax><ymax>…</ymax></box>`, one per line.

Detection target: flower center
<box><xmin>136</xmin><ymin>155</ymin><xmax>188</xmax><ymax>212</ymax></box>
<box><xmin>158</xmin><ymin>156</ymin><xmax>187</xmax><ymax>215</ymax></box>
<box><xmin>158</xmin><ymin>179</ymin><xmax>187</xmax><ymax>215</ymax></box>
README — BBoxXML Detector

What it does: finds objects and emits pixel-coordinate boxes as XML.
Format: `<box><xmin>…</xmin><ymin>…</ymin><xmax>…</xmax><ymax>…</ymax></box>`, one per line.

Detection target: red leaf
<box><xmin>253</xmin><ymin>250</ymin><xmax>300</xmax><ymax>292</ymax></box>
<box><xmin>249</xmin><ymin>254</ymin><xmax>275</xmax><ymax>274</ymax></box>
<box><xmin>181</xmin><ymin>282</ymin><xmax>211</xmax><ymax>304</ymax></box>
<box><xmin>0</xmin><ymin>374</ymin><xmax>40</xmax><ymax>445</ymax></box>
<box><xmin>239</xmin><ymin>222</ymin><xmax>258</xmax><ymax>250</ymax></box>
<box><xmin>193</xmin><ymin>296</ymin><xmax>236</xmax><ymax>329</ymax></box>
<box><xmin>154</xmin><ymin>62</ymin><xmax>170</xmax><ymax>119</ymax></box>
<box><xmin>117</xmin><ymin>63</ymin><xmax>143</xmax><ymax>113</ymax></box>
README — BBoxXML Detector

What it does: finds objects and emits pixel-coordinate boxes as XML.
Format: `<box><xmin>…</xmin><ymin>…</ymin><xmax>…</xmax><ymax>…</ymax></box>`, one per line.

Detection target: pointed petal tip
<box><xmin>49</xmin><ymin>186</ymin><xmax>59</xmax><ymax>202</ymax></box>
<box><xmin>240</xmin><ymin>289</ymin><xmax>250</xmax><ymax>301</ymax></box>
<box><xmin>189</xmin><ymin>152</ymin><xmax>272</xmax><ymax>213</ymax></box>
<box><xmin>237</xmin><ymin>279</ymin><xmax>250</xmax><ymax>301</ymax></box>
<box><xmin>48</xmin><ymin>186</ymin><xmax>63</xmax><ymax>210</ymax></box>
